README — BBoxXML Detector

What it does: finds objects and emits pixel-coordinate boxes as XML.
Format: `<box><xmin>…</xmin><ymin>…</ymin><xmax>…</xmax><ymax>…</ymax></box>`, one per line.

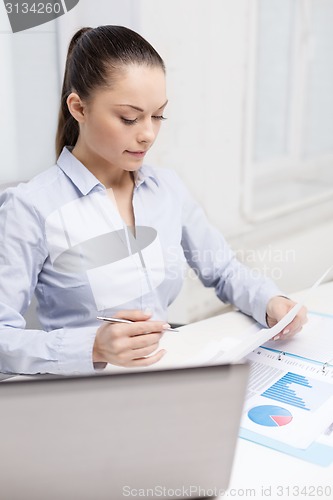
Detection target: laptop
<box><xmin>0</xmin><ymin>363</ymin><xmax>249</xmax><ymax>500</ymax></box>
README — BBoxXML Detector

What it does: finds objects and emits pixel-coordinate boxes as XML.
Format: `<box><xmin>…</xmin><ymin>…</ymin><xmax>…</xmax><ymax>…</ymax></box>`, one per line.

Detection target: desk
<box><xmin>226</xmin><ymin>281</ymin><xmax>333</xmax><ymax>500</ymax></box>
<box><xmin>100</xmin><ymin>281</ymin><xmax>333</xmax><ymax>498</ymax></box>
<box><xmin>3</xmin><ymin>282</ymin><xmax>333</xmax><ymax>499</ymax></box>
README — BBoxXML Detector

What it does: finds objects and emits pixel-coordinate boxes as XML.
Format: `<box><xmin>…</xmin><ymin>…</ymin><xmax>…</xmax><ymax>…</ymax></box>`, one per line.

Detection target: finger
<box><xmin>298</xmin><ymin>306</ymin><xmax>308</xmax><ymax>324</ymax></box>
<box><xmin>283</xmin><ymin>325</ymin><xmax>303</xmax><ymax>339</ymax></box>
<box><xmin>130</xmin><ymin>349</ymin><xmax>166</xmax><ymax>367</ymax></box>
<box><xmin>113</xmin><ymin>333</ymin><xmax>162</xmax><ymax>355</ymax></box>
<box><xmin>282</xmin><ymin>311</ymin><xmax>307</xmax><ymax>335</ymax></box>
<box><xmin>281</xmin><ymin>317</ymin><xmax>302</xmax><ymax>336</ymax></box>
<box><xmin>272</xmin><ymin>322</ymin><xmax>297</xmax><ymax>340</ymax></box>
<box><xmin>281</xmin><ymin>306</ymin><xmax>307</xmax><ymax>332</ymax></box>
<box><xmin>273</xmin><ymin>324</ymin><xmax>303</xmax><ymax>341</ymax></box>
<box><xmin>127</xmin><ymin>321</ymin><xmax>170</xmax><ymax>337</ymax></box>
<box><xmin>131</xmin><ymin>343</ymin><xmax>160</xmax><ymax>359</ymax></box>
<box><xmin>103</xmin><ymin>320</ymin><xmax>168</xmax><ymax>340</ymax></box>
<box><xmin>113</xmin><ymin>309</ymin><xmax>152</xmax><ymax>321</ymax></box>
<box><xmin>131</xmin><ymin>333</ymin><xmax>163</xmax><ymax>350</ymax></box>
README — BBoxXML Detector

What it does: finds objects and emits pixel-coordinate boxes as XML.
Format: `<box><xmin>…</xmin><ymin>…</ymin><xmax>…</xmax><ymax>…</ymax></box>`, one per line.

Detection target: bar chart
<box><xmin>261</xmin><ymin>372</ymin><xmax>331</xmax><ymax>411</ymax></box>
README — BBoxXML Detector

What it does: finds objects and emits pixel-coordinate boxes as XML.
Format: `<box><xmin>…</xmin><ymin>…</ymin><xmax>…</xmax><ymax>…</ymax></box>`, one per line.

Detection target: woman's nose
<box><xmin>137</xmin><ymin>120</ymin><xmax>156</xmax><ymax>144</ymax></box>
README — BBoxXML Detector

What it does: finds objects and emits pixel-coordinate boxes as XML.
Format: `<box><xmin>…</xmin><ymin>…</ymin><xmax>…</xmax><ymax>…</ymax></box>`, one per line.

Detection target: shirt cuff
<box><xmin>252</xmin><ymin>283</ymin><xmax>283</xmax><ymax>327</ymax></box>
<box><xmin>56</xmin><ymin>326</ymin><xmax>97</xmax><ymax>376</ymax></box>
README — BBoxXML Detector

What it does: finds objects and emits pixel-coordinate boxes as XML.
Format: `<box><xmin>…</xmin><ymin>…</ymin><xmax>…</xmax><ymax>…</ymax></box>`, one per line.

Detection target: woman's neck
<box><xmin>71</xmin><ymin>144</ymin><xmax>133</xmax><ymax>190</ymax></box>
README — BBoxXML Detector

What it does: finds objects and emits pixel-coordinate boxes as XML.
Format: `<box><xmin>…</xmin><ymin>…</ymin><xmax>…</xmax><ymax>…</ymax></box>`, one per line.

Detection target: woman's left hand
<box><xmin>266</xmin><ymin>296</ymin><xmax>308</xmax><ymax>341</ymax></box>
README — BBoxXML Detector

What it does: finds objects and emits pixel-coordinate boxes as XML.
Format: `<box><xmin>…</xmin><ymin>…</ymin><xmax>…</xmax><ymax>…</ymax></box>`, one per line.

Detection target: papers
<box><xmin>239</xmin><ymin>311</ymin><xmax>333</xmax><ymax>455</ymax></box>
<box><xmin>263</xmin><ymin>312</ymin><xmax>333</xmax><ymax>365</ymax></box>
<box><xmin>173</xmin><ymin>266</ymin><xmax>333</xmax><ymax>454</ymax></box>
<box><xmin>216</xmin><ymin>300</ymin><xmax>305</xmax><ymax>363</ymax></box>
<box><xmin>241</xmin><ymin>342</ymin><xmax>333</xmax><ymax>449</ymax></box>
<box><xmin>191</xmin><ymin>266</ymin><xmax>332</xmax><ymax>365</ymax></box>
<box><xmin>239</xmin><ymin>426</ymin><xmax>333</xmax><ymax>467</ymax></box>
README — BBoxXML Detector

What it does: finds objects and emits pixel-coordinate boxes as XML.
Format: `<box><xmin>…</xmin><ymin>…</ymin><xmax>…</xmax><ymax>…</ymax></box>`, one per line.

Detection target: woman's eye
<box><xmin>121</xmin><ymin>115</ymin><xmax>167</xmax><ymax>125</ymax></box>
<box><xmin>152</xmin><ymin>115</ymin><xmax>167</xmax><ymax>121</ymax></box>
<box><xmin>121</xmin><ymin>117</ymin><xmax>138</xmax><ymax>125</ymax></box>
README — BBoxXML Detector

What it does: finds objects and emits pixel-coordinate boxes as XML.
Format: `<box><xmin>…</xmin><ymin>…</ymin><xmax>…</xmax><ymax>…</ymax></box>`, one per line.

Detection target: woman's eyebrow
<box><xmin>115</xmin><ymin>100</ymin><xmax>168</xmax><ymax>112</ymax></box>
<box><xmin>158</xmin><ymin>100</ymin><xmax>168</xmax><ymax>109</ymax></box>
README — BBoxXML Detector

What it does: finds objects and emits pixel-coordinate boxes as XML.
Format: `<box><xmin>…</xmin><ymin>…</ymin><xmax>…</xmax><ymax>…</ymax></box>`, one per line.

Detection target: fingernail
<box><xmin>162</xmin><ymin>323</ymin><xmax>171</xmax><ymax>330</ymax></box>
<box><xmin>283</xmin><ymin>329</ymin><xmax>290</xmax><ymax>335</ymax></box>
<box><xmin>274</xmin><ymin>335</ymin><xmax>280</xmax><ymax>341</ymax></box>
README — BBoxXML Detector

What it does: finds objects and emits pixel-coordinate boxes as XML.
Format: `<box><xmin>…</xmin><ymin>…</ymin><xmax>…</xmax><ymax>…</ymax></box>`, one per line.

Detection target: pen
<box><xmin>96</xmin><ymin>316</ymin><xmax>179</xmax><ymax>332</ymax></box>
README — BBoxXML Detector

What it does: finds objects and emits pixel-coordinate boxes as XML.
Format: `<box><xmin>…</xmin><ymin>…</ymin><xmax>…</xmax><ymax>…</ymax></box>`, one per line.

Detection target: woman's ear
<box><xmin>66</xmin><ymin>92</ymin><xmax>86</xmax><ymax>123</ymax></box>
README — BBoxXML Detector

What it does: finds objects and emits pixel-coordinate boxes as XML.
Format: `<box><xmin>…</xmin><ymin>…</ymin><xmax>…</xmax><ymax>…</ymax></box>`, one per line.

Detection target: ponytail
<box><xmin>55</xmin><ymin>27</ymin><xmax>92</xmax><ymax>158</ymax></box>
<box><xmin>55</xmin><ymin>25</ymin><xmax>165</xmax><ymax>158</ymax></box>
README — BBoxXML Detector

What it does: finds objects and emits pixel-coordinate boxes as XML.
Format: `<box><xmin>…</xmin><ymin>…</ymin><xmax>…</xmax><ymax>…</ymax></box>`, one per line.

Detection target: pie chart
<box><xmin>248</xmin><ymin>405</ymin><xmax>293</xmax><ymax>427</ymax></box>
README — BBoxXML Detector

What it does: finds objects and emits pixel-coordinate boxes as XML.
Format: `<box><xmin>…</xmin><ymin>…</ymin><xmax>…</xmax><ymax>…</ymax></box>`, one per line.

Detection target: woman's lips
<box><xmin>125</xmin><ymin>150</ymin><xmax>146</xmax><ymax>158</ymax></box>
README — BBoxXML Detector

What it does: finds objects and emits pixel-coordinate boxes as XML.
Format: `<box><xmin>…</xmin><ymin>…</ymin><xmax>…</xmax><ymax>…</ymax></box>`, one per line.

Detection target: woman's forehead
<box><xmin>92</xmin><ymin>65</ymin><xmax>167</xmax><ymax>109</ymax></box>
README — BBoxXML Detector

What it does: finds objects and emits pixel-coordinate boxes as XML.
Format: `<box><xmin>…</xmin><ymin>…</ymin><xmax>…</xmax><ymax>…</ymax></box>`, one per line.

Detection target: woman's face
<box><xmin>73</xmin><ymin>64</ymin><xmax>167</xmax><ymax>173</ymax></box>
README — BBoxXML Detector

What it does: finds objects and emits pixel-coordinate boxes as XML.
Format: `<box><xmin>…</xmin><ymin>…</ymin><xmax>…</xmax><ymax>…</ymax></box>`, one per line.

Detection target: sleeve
<box><xmin>175</xmin><ymin>174</ymin><xmax>282</xmax><ymax>326</ymax></box>
<box><xmin>0</xmin><ymin>189</ymin><xmax>97</xmax><ymax>375</ymax></box>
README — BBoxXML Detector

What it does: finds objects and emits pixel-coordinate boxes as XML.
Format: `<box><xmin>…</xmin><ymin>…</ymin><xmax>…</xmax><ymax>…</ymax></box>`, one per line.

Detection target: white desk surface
<box><xmin>2</xmin><ymin>282</ymin><xmax>333</xmax><ymax>498</ymax></box>
<box><xmin>226</xmin><ymin>281</ymin><xmax>333</xmax><ymax>500</ymax></box>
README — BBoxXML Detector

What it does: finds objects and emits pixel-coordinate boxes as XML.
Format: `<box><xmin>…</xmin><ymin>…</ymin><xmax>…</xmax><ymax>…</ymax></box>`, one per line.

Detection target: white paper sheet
<box><xmin>210</xmin><ymin>266</ymin><xmax>333</xmax><ymax>364</ymax></box>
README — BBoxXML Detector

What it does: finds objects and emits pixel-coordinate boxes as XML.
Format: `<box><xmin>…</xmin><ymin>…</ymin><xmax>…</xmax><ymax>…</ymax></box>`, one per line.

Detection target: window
<box><xmin>242</xmin><ymin>0</ymin><xmax>333</xmax><ymax>221</ymax></box>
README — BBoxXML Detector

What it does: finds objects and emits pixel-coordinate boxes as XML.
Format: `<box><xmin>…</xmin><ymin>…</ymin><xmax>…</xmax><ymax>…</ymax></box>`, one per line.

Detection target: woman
<box><xmin>0</xmin><ymin>26</ymin><xmax>306</xmax><ymax>375</ymax></box>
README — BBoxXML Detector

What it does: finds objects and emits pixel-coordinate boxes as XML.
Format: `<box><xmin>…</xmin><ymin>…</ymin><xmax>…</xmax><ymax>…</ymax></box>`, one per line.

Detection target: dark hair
<box><xmin>55</xmin><ymin>25</ymin><xmax>165</xmax><ymax>157</ymax></box>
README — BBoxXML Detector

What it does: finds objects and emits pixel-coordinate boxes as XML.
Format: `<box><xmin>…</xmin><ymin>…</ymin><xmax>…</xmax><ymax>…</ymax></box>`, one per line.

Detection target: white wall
<box><xmin>0</xmin><ymin>2</ymin><xmax>59</xmax><ymax>181</ymax></box>
<box><xmin>139</xmin><ymin>0</ymin><xmax>248</xmax><ymax>235</ymax></box>
<box><xmin>0</xmin><ymin>11</ymin><xmax>18</xmax><ymax>182</ymax></box>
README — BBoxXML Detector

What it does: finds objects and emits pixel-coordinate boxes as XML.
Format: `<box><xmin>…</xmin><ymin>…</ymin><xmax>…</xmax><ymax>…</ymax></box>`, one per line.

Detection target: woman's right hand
<box><xmin>93</xmin><ymin>309</ymin><xmax>168</xmax><ymax>367</ymax></box>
